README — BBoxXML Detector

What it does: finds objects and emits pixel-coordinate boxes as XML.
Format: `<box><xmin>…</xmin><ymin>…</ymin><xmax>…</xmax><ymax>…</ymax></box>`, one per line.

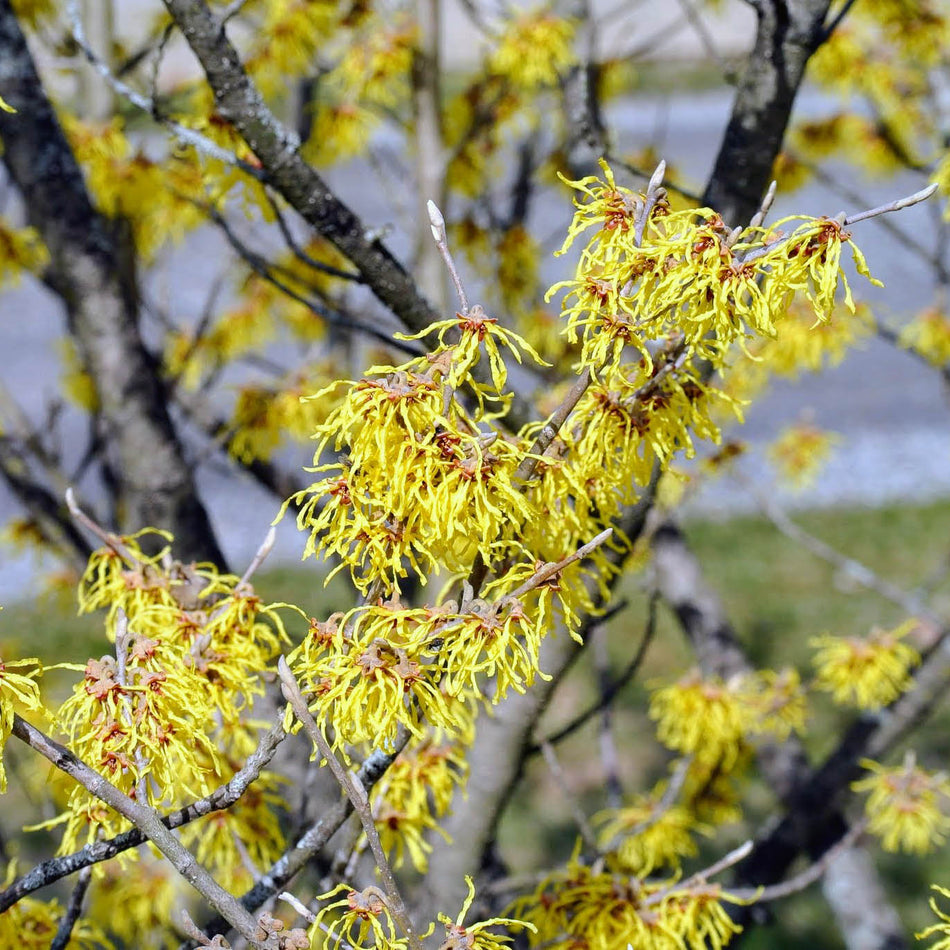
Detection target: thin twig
<box><xmin>748</xmin><ymin>180</ymin><xmax>777</xmax><ymax>231</ymax></box>
<box><xmin>503</xmin><ymin>528</ymin><xmax>614</xmax><ymax>602</ymax></box>
<box><xmin>821</xmin><ymin>0</ymin><xmax>860</xmax><ymax>41</ymax></box>
<box><xmin>0</xmin><ymin>714</ymin><xmax>288</xmax><ymax>912</ymax></box>
<box><xmin>219</xmin><ymin>0</ymin><xmax>252</xmax><ymax>24</ymax></box>
<box><xmin>205</xmin><ymin>205</ymin><xmax>421</xmax><ymax>357</ymax></box>
<box><xmin>266</xmin><ymin>194</ymin><xmax>364</xmax><ymax>282</ymax></box>
<box><xmin>10</xmin><ymin>715</ymin><xmax>266</xmax><ymax>947</ymax></box>
<box><xmin>50</xmin><ymin>866</ymin><xmax>92</xmax><ymax>950</ymax></box>
<box><xmin>672</xmin><ymin>0</ymin><xmax>736</xmax><ymax>83</ymax></box>
<box><xmin>801</xmin><ymin>161</ymin><xmax>945</xmax><ymax>277</ymax></box>
<box><xmin>427</xmin><ymin>200</ymin><xmax>469</xmax><ymax>315</ymax></box>
<box><xmin>66</xmin><ymin>0</ymin><xmax>259</xmax><ymax>174</ymax></box>
<box><xmin>514</xmin><ymin>368</ymin><xmax>592</xmax><ymax>484</ymax></box>
<box><xmin>277</xmin><ymin>660</ymin><xmax>424</xmax><ymax>950</ymax></box>
<box><xmin>278</xmin><ymin>891</ymin><xmax>316</xmax><ymax>924</ymax></box>
<box><xmin>843</xmin><ymin>184</ymin><xmax>938</xmax><ymax>227</ymax></box>
<box><xmin>540</xmin><ymin>740</ymin><xmax>600</xmax><ymax>852</ymax></box>
<box><xmin>742</xmin><ymin>474</ymin><xmax>939</xmax><ymax>624</ymax></box>
<box><xmin>180</xmin><ymin>909</ymin><xmax>216</xmax><ymax>946</ymax></box>
<box><xmin>646</xmin><ymin>839</ymin><xmax>753</xmax><ymax>906</ymax></box>
<box><xmin>238</xmin><ymin>527</ymin><xmax>277</xmax><ymax>588</ymax></box>
<box><xmin>605</xmin><ymin>153</ymin><xmax>702</xmax><ymax>204</ymax></box>
<box><xmin>739</xmin><ymin>182</ymin><xmax>940</xmax><ymax>267</ymax></box>
<box><xmin>65</xmin><ymin>487</ymin><xmax>137</xmax><ymax>564</ymax></box>
<box><xmin>624</xmin><ymin>756</ymin><xmax>693</xmax><ymax>842</ymax></box>
<box><xmin>195</xmin><ymin>741</ymin><xmax>404</xmax><ymax>944</ymax></box>
<box><xmin>731</xmin><ymin>818</ymin><xmax>869</xmax><ymax>902</ymax></box>
<box><xmin>874</xmin><ymin>316</ymin><xmax>950</xmax><ymax>387</ymax></box>
<box><xmin>533</xmin><ymin>593</ymin><xmax>654</xmax><ymax>751</ymax></box>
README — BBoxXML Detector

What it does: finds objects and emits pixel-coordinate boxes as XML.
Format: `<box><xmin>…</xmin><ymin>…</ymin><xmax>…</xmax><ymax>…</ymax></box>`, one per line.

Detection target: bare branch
<box><xmin>539</xmin><ymin>740</ymin><xmax>600</xmax><ymax>852</ymax></box>
<box><xmin>66</xmin><ymin>0</ymin><xmax>258</xmax><ymax>173</ymax></box>
<box><xmin>266</xmin><ymin>194</ymin><xmax>364</xmax><ymax>283</ymax></box>
<box><xmin>427</xmin><ymin>199</ymin><xmax>468</xmax><ymax>315</ymax></box>
<box><xmin>278</xmin><ymin>660</ymin><xmax>424</xmax><ymax>950</ymax></box>
<box><xmin>66</xmin><ymin>487</ymin><xmax>137</xmax><ymax>564</ymax></box>
<box><xmin>10</xmin><ymin>715</ymin><xmax>266</xmax><ymax>947</ymax></box>
<box><xmin>50</xmin><ymin>866</ymin><xmax>92</xmax><ymax>950</ymax></box>
<box><xmin>502</xmin><ymin>528</ymin><xmax>613</xmax><ymax>602</ymax></box>
<box><xmin>204</xmin><ymin>204</ymin><xmax>423</xmax><ymax>357</ymax></box>
<box><xmin>732</xmin><ymin>819</ymin><xmax>869</xmax><ymax>903</ymax></box>
<box><xmin>237</xmin><ymin>527</ymin><xmax>276</xmax><ymax>589</ymax></box>
<box><xmin>843</xmin><ymin>184</ymin><xmax>938</xmax><ymax>227</ymax></box>
<box><xmin>742</xmin><ymin>476</ymin><xmax>939</xmax><ymax>624</ymax></box>
<box><xmin>0</xmin><ymin>715</ymin><xmax>288</xmax><ymax>912</ymax></box>
<box><xmin>532</xmin><ymin>593</ymin><xmax>653</xmax><ymax>751</ymax></box>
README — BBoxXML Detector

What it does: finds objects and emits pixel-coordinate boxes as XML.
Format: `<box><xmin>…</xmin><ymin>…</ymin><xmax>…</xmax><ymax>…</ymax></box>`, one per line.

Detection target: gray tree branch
<box><xmin>703</xmin><ymin>0</ymin><xmax>834</xmax><ymax>225</ymax></box>
<box><xmin>651</xmin><ymin>518</ymin><xmax>908</xmax><ymax>950</ymax></box>
<box><xmin>0</xmin><ymin>0</ymin><xmax>224</xmax><ymax>564</ymax></box>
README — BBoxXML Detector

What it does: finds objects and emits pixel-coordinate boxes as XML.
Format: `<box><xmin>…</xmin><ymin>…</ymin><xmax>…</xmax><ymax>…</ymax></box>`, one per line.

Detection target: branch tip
<box><xmin>427</xmin><ymin>199</ymin><xmax>446</xmax><ymax>243</ymax></box>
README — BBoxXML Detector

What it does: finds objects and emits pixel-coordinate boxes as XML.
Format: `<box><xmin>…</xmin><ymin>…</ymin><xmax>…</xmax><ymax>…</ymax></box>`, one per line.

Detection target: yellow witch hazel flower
<box><xmin>487</xmin><ymin>9</ymin><xmax>576</xmax><ymax>91</ymax></box>
<box><xmin>287</xmin><ymin>600</ymin><xmax>461</xmax><ymax>755</ymax></box>
<box><xmin>768</xmin><ymin>422</ymin><xmax>839</xmax><ymax>490</ymax></box>
<box><xmin>595</xmin><ymin>784</ymin><xmax>708</xmax><ymax>875</ymax></box>
<box><xmin>548</xmin><ymin>161</ymin><xmax>880</xmax><ymax>379</ymax></box>
<box><xmin>650</xmin><ymin>668</ymin><xmax>805</xmax><ymax>771</ymax></box>
<box><xmin>440</xmin><ymin>876</ymin><xmax>536</xmax><ymax>950</ymax></box>
<box><xmin>284</xmin><ymin>318</ymin><xmax>543</xmax><ymax>593</ymax></box>
<box><xmin>180</xmin><ymin>766</ymin><xmax>287</xmax><ymax>892</ymax></box>
<box><xmin>0</xmin><ymin>866</ymin><xmax>111</xmax><ymax>949</ymax></box>
<box><xmin>764</xmin><ymin>214</ymin><xmax>882</xmax><ymax>321</ymax></box>
<box><xmin>310</xmin><ymin>883</ymin><xmax>407</xmax><ymax>950</ymax></box>
<box><xmin>511</xmin><ymin>853</ymin><xmax>745</xmax><ymax>950</ymax></box>
<box><xmin>399</xmin><ymin>304</ymin><xmax>548</xmax><ymax>395</ymax></box>
<box><xmin>918</xmin><ymin>884</ymin><xmax>950</xmax><ymax>950</ymax></box>
<box><xmin>650</xmin><ymin>671</ymin><xmax>750</xmax><ymax>771</ymax></box>
<box><xmin>90</xmin><ymin>855</ymin><xmax>188</xmax><ymax>950</ymax></box>
<box><xmin>289</xmin><ymin>572</ymin><xmax>561</xmax><ymax>757</ymax></box>
<box><xmin>0</xmin><ymin>651</ymin><xmax>43</xmax><ymax>793</ymax></box>
<box><xmin>55</xmin><ymin>534</ymin><xmax>294</xmax><ymax>851</ymax></box>
<box><xmin>899</xmin><ymin>307</ymin><xmax>950</xmax><ymax>367</ymax></box>
<box><xmin>854</xmin><ymin>753</ymin><xmax>950</xmax><ymax>855</ymax></box>
<box><xmin>55</xmin><ymin>633</ymin><xmax>221</xmax><ymax>806</ymax></box>
<box><xmin>811</xmin><ymin>619</ymin><xmax>920</xmax><ymax>709</ymax></box>
<box><xmin>371</xmin><ymin>717</ymin><xmax>472</xmax><ymax>872</ymax></box>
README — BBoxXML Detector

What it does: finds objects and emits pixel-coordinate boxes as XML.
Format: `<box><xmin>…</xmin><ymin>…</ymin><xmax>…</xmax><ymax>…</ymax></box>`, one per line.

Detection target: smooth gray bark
<box><xmin>0</xmin><ymin>0</ymin><xmax>224</xmax><ymax>564</ymax></box>
<box><xmin>703</xmin><ymin>0</ymin><xmax>834</xmax><ymax>225</ymax></box>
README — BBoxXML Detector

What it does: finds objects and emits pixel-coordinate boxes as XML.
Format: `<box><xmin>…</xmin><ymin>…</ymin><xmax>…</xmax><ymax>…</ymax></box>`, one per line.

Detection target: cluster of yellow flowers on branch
<box><xmin>1</xmin><ymin>157</ymin><xmax>946</xmax><ymax>950</ymax></box>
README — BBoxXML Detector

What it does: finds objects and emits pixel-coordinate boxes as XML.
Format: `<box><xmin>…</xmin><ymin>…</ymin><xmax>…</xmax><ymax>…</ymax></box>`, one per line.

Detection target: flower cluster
<box><xmin>854</xmin><ymin>755</ymin><xmax>950</xmax><ymax>854</ymax></box>
<box><xmin>899</xmin><ymin>308</ymin><xmax>950</xmax><ymax>368</ymax></box>
<box><xmin>811</xmin><ymin>620</ymin><xmax>920</xmax><ymax>709</ymax></box>
<box><xmin>0</xmin><ymin>885</ymin><xmax>110</xmax><ymax>949</ymax></box>
<box><xmin>768</xmin><ymin>422</ymin><xmax>839</xmax><ymax>490</ymax></box>
<box><xmin>45</xmin><ymin>532</ymin><xmax>294</xmax><ymax>854</ymax></box>
<box><xmin>287</xmin><ymin>570</ymin><xmax>569</xmax><ymax>759</ymax></box>
<box><xmin>649</xmin><ymin>668</ymin><xmax>807</xmax><ymax>770</ymax></box>
<box><xmin>548</xmin><ymin>161</ymin><xmax>878</xmax><ymax>378</ymax></box>
<box><xmin>370</xmin><ymin>723</ymin><xmax>471</xmax><ymax>872</ymax></box>
<box><xmin>487</xmin><ymin>10</ymin><xmax>576</xmax><ymax>91</ymax></box>
<box><xmin>511</xmin><ymin>857</ymin><xmax>744</xmax><ymax>950</ymax></box>
<box><xmin>285</xmin><ymin>313</ymin><xmax>545</xmax><ymax>594</ymax></box>
<box><xmin>596</xmin><ymin>789</ymin><xmax>707</xmax><ymax>875</ymax></box>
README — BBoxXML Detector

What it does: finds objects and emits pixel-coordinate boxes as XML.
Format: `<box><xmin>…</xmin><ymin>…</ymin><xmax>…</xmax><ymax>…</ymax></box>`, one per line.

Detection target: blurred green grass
<box><xmin>3</xmin><ymin>496</ymin><xmax>950</xmax><ymax>946</ymax></box>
